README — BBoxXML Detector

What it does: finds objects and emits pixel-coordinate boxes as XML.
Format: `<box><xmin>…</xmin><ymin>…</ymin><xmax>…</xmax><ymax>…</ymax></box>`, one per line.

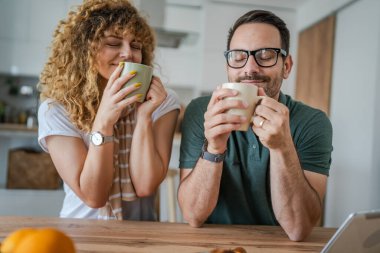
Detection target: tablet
<box><xmin>322</xmin><ymin>210</ymin><xmax>380</xmax><ymax>253</ymax></box>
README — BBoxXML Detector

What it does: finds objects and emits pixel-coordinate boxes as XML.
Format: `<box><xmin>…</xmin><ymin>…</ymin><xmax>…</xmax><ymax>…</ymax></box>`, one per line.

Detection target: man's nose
<box><xmin>243</xmin><ymin>55</ymin><xmax>260</xmax><ymax>73</ymax></box>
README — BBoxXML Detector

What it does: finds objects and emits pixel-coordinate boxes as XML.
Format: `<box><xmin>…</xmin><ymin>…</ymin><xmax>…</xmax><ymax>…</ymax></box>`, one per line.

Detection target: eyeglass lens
<box><xmin>227</xmin><ymin>49</ymin><xmax>279</xmax><ymax>68</ymax></box>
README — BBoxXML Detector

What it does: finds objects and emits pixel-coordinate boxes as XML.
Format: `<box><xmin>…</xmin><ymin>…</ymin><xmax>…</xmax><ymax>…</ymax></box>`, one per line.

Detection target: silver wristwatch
<box><xmin>89</xmin><ymin>131</ymin><xmax>114</xmax><ymax>146</ymax></box>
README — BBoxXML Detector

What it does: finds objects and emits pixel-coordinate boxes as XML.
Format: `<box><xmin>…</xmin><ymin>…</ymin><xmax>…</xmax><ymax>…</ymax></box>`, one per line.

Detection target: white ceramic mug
<box><xmin>222</xmin><ymin>82</ymin><xmax>263</xmax><ymax>131</ymax></box>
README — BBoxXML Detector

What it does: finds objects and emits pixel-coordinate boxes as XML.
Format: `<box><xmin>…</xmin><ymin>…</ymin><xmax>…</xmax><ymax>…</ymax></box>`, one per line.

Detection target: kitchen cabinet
<box><xmin>0</xmin><ymin>0</ymin><xmax>75</xmax><ymax>76</ymax></box>
<box><xmin>0</xmin><ymin>124</ymin><xmax>40</xmax><ymax>188</ymax></box>
<box><xmin>0</xmin><ymin>124</ymin><xmax>183</xmax><ymax>221</ymax></box>
<box><xmin>0</xmin><ymin>124</ymin><xmax>64</xmax><ymax>217</ymax></box>
<box><xmin>0</xmin><ymin>189</ymin><xmax>64</xmax><ymax>217</ymax></box>
<box><xmin>144</xmin><ymin>0</ymin><xmax>203</xmax><ymax>93</ymax></box>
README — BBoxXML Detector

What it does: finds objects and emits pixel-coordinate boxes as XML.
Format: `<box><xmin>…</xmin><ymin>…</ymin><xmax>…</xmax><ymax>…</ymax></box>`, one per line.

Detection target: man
<box><xmin>178</xmin><ymin>10</ymin><xmax>333</xmax><ymax>241</ymax></box>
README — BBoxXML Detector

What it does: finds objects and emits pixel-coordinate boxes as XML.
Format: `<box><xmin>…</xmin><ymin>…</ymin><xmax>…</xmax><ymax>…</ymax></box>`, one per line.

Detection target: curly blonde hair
<box><xmin>39</xmin><ymin>0</ymin><xmax>155</xmax><ymax>132</ymax></box>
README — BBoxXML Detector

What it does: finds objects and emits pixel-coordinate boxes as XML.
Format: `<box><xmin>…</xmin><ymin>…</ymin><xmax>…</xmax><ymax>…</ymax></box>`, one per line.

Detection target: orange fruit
<box><xmin>1</xmin><ymin>228</ymin><xmax>36</xmax><ymax>253</ymax></box>
<box><xmin>1</xmin><ymin>227</ymin><xmax>76</xmax><ymax>253</ymax></box>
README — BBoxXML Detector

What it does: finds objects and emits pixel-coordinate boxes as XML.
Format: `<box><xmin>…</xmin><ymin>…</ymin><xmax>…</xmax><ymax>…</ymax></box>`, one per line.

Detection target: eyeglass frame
<box><xmin>224</xmin><ymin>48</ymin><xmax>288</xmax><ymax>69</ymax></box>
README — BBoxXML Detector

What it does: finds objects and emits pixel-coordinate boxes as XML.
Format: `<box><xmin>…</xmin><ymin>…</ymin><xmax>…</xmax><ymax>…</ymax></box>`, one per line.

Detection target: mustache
<box><xmin>237</xmin><ymin>72</ymin><xmax>270</xmax><ymax>82</ymax></box>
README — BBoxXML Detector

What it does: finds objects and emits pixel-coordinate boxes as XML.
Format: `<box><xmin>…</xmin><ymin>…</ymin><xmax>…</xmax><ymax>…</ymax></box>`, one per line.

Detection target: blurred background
<box><xmin>0</xmin><ymin>0</ymin><xmax>379</xmax><ymax>227</ymax></box>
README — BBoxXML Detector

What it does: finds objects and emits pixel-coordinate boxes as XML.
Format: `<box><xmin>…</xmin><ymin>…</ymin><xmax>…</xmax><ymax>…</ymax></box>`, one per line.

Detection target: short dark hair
<box><xmin>227</xmin><ymin>10</ymin><xmax>290</xmax><ymax>54</ymax></box>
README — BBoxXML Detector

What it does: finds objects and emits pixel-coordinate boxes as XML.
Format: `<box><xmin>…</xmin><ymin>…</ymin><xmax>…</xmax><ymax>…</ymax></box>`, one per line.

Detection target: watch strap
<box><xmin>102</xmin><ymin>135</ymin><xmax>114</xmax><ymax>143</ymax></box>
<box><xmin>201</xmin><ymin>139</ymin><xmax>226</xmax><ymax>163</ymax></box>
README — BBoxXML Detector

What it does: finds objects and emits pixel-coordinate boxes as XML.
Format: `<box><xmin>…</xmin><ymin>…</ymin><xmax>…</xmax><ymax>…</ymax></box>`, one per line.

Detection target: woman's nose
<box><xmin>119</xmin><ymin>44</ymin><xmax>133</xmax><ymax>61</ymax></box>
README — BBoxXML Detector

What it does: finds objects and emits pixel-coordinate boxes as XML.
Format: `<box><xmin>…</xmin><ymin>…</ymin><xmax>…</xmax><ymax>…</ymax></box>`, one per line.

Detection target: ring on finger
<box><xmin>259</xmin><ymin>119</ymin><xmax>266</xmax><ymax>128</ymax></box>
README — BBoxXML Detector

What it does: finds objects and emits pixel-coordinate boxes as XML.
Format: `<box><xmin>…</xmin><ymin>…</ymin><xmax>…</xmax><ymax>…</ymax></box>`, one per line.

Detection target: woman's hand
<box><xmin>94</xmin><ymin>64</ymin><xmax>142</xmax><ymax>129</ymax></box>
<box><xmin>136</xmin><ymin>76</ymin><xmax>167</xmax><ymax>119</ymax></box>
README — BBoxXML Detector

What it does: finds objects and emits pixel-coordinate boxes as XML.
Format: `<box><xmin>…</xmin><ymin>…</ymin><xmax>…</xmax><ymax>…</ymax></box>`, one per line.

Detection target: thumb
<box><xmin>258</xmin><ymin>87</ymin><xmax>266</xmax><ymax>96</ymax></box>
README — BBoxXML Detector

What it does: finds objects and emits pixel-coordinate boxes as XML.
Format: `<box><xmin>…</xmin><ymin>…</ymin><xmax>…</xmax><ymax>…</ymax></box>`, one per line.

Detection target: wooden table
<box><xmin>0</xmin><ymin>216</ymin><xmax>336</xmax><ymax>253</ymax></box>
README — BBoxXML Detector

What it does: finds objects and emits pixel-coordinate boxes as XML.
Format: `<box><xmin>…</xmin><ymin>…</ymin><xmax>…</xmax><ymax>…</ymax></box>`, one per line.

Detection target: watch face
<box><xmin>91</xmin><ymin>132</ymin><xmax>103</xmax><ymax>145</ymax></box>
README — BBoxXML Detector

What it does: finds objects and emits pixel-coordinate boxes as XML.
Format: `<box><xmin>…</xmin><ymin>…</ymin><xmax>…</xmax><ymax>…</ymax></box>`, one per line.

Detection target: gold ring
<box><xmin>259</xmin><ymin>119</ymin><xmax>266</xmax><ymax>127</ymax></box>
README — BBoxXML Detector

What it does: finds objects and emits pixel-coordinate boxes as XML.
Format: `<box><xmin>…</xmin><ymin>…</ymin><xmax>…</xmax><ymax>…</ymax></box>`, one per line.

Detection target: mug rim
<box><xmin>120</xmin><ymin>61</ymin><xmax>153</xmax><ymax>70</ymax></box>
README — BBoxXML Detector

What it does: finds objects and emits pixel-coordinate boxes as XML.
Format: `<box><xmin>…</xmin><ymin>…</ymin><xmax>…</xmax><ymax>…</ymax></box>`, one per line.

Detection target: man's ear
<box><xmin>226</xmin><ymin>64</ymin><xmax>231</xmax><ymax>82</ymax></box>
<box><xmin>283</xmin><ymin>55</ymin><xmax>293</xmax><ymax>79</ymax></box>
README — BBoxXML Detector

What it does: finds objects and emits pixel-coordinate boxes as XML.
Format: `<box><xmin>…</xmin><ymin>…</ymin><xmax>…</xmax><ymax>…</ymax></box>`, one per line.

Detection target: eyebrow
<box><xmin>104</xmin><ymin>35</ymin><xmax>122</xmax><ymax>39</ymax></box>
<box><xmin>103</xmin><ymin>35</ymin><xmax>141</xmax><ymax>42</ymax></box>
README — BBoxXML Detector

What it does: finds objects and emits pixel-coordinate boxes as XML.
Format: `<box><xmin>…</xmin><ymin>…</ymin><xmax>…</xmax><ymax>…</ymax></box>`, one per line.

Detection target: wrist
<box><xmin>89</xmin><ymin>131</ymin><xmax>114</xmax><ymax>146</ymax></box>
<box><xmin>92</xmin><ymin>120</ymin><xmax>114</xmax><ymax>136</ymax></box>
<box><xmin>201</xmin><ymin>139</ymin><xmax>227</xmax><ymax>163</ymax></box>
<box><xmin>206</xmin><ymin>141</ymin><xmax>227</xmax><ymax>155</ymax></box>
<box><xmin>270</xmin><ymin>140</ymin><xmax>296</xmax><ymax>156</ymax></box>
<box><xmin>135</xmin><ymin>115</ymin><xmax>153</xmax><ymax>129</ymax></box>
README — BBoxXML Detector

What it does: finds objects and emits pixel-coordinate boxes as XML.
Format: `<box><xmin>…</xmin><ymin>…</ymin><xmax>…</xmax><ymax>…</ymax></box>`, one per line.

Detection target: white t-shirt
<box><xmin>38</xmin><ymin>89</ymin><xmax>180</xmax><ymax>219</ymax></box>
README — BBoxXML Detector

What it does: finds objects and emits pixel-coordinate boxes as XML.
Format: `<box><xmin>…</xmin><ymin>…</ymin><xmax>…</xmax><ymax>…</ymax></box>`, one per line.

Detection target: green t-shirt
<box><xmin>179</xmin><ymin>92</ymin><xmax>333</xmax><ymax>225</ymax></box>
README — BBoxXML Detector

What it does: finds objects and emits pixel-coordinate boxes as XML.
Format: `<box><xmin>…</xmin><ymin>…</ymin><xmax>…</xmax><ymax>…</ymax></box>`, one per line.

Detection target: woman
<box><xmin>38</xmin><ymin>0</ymin><xmax>180</xmax><ymax>220</ymax></box>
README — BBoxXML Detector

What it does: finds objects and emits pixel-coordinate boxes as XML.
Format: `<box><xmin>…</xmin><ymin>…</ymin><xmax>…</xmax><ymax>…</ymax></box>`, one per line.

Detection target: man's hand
<box><xmin>204</xmin><ymin>86</ymin><xmax>248</xmax><ymax>153</ymax></box>
<box><xmin>251</xmin><ymin>88</ymin><xmax>293</xmax><ymax>150</ymax></box>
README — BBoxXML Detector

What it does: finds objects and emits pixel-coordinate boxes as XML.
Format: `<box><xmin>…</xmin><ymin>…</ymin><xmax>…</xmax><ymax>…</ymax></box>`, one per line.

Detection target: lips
<box><xmin>241</xmin><ymin>80</ymin><xmax>264</xmax><ymax>83</ymax></box>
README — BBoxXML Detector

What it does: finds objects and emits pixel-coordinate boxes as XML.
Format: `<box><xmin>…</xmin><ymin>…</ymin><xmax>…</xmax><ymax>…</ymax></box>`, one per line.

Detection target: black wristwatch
<box><xmin>201</xmin><ymin>139</ymin><xmax>227</xmax><ymax>163</ymax></box>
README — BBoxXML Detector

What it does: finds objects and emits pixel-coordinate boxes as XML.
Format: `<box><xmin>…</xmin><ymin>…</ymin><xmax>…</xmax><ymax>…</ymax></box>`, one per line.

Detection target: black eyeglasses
<box><xmin>224</xmin><ymin>48</ymin><xmax>287</xmax><ymax>69</ymax></box>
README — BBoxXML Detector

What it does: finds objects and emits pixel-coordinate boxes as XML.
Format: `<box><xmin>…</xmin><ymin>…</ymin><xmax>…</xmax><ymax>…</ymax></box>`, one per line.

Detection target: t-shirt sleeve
<box><xmin>38</xmin><ymin>100</ymin><xmax>83</xmax><ymax>153</ymax></box>
<box><xmin>179</xmin><ymin>97</ymin><xmax>208</xmax><ymax>169</ymax></box>
<box><xmin>296</xmin><ymin>110</ymin><xmax>333</xmax><ymax>176</ymax></box>
<box><xmin>151</xmin><ymin>88</ymin><xmax>181</xmax><ymax>122</ymax></box>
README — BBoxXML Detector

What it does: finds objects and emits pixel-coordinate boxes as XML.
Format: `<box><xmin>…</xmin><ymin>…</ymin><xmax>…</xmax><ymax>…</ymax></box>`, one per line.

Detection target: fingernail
<box><xmin>136</xmin><ymin>94</ymin><xmax>144</xmax><ymax>99</ymax></box>
<box><xmin>134</xmin><ymin>82</ymin><xmax>142</xmax><ymax>88</ymax></box>
<box><xmin>242</xmin><ymin>101</ymin><xmax>248</xmax><ymax>107</ymax></box>
<box><xmin>233</xmin><ymin>90</ymin><xmax>239</xmax><ymax>95</ymax></box>
<box><xmin>129</xmin><ymin>70</ymin><xmax>137</xmax><ymax>75</ymax></box>
<box><xmin>119</xmin><ymin>62</ymin><xmax>125</xmax><ymax>67</ymax></box>
<box><xmin>240</xmin><ymin>116</ymin><xmax>247</xmax><ymax>121</ymax></box>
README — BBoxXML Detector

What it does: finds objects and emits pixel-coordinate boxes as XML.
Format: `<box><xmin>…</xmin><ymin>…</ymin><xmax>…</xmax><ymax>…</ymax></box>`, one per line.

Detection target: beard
<box><xmin>233</xmin><ymin>70</ymin><xmax>284</xmax><ymax>99</ymax></box>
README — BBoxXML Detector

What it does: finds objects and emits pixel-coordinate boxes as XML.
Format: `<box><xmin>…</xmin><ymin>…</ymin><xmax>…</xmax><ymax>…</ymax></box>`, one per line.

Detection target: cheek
<box><xmin>95</xmin><ymin>52</ymin><xmax>115</xmax><ymax>79</ymax></box>
<box><xmin>134</xmin><ymin>52</ymin><xmax>143</xmax><ymax>64</ymax></box>
<box><xmin>227</xmin><ymin>68</ymin><xmax>240</xmax><ymax>82</ymax></box>
<box><xmin>95</xmin><ymin>62</ymin><xmax>111</xmax><ymax>80</ymax></box>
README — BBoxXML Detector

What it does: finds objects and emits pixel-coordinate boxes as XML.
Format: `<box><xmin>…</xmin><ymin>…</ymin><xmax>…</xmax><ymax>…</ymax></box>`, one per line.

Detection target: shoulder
<box><xmin>282</xmin><ymin>93</ymin><xmax>331</xmax><ymax>129</ymax></box>
<box><xmin>38</xmin><ymin>99</ymin><xmax>83</xmax><ymax>152</ymax></box>
<box><xmin>283</xmin><ymin>94</ymin><xmax>332</xmax><ymax>150</ymax></box>
<box><xmin>186</xmin><ymin>96</ymin><xmax>211</xmax><ymax>114</ymax></box>
<box><xmin>38</xmin><ymin>99</ymin><xmax>68</xmax><ymax>120</ymax></box>
<box><xmin>165</xmin><ymin>88</ymin><xmax>181</xmax><ymax>107</ymax></box>
<box><xmin>181</xmin><ymin>96</ymin><xmax>211</xmax><ymax>131</ymax></box>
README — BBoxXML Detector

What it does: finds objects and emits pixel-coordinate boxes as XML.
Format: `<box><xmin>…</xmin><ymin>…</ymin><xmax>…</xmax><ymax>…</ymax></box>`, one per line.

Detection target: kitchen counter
<box><xmin>0</xmin><ymin>123</ymin><xmax>37</xmax><ymax>138</ymax></box>
<box><xmin>0</xmin><ymin>123</ymin><xmax>39</xmax><ymax>188</ymax></box>
<box><xmin>0</xmin><ymin>216</ymin><xmax>337</xmax><ymax>253</ymax></box>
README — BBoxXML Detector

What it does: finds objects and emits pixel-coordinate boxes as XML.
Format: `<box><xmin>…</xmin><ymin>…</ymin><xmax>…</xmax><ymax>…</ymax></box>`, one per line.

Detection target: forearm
<box><xmin>79</xmin><ymin>143</ymin><xmax>115</xmax><ymax>207</ymax></box>
<box><xmin>270</xmin><ymin>144</ymin><xmax>322</xmax><ymax>241</ymax></box>
<box><xmin>178</xmin><ymin>159</ymin><xmax>223</xmax><ymax>227</ymax></box>
<box><xmin>129</xmin><ymin>118</ymin><xmax>166</xmax><ymax>196</ymax></box>
<box><xmin>74</xmin><ymin>120</ymin><xmax>115</xmax><ymax>207</ymax></box>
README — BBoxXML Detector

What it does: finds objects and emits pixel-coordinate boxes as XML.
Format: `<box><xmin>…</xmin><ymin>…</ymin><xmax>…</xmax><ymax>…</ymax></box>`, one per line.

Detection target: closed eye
<box><xmin>106</xmin><ymin>43</ymin><xmax>121</xmax><ymax>47</ymax></box>
<box><xmin>131</xmin><ymin>42</ymin><xmax>142</xmax><ymax>50</ymax></box>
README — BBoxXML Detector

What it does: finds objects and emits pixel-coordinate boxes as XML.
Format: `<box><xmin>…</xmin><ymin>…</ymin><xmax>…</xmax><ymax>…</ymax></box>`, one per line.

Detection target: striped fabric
<box><xmin>98</xmin><ymin>106</ymin><xmax>137</xmax><ymax>220</ymax></box>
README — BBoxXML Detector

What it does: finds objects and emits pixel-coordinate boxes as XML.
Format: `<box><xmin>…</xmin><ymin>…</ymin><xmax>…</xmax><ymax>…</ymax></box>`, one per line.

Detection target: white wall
<box><xmin>297</xmin><ymin>0</ymin><xmax>356</xmax><ymax>32</ymax></box>
<box><xmin>324</xmin><ymin>0</ymin><xmax>380</xmax><ymax>227</ymax></box>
